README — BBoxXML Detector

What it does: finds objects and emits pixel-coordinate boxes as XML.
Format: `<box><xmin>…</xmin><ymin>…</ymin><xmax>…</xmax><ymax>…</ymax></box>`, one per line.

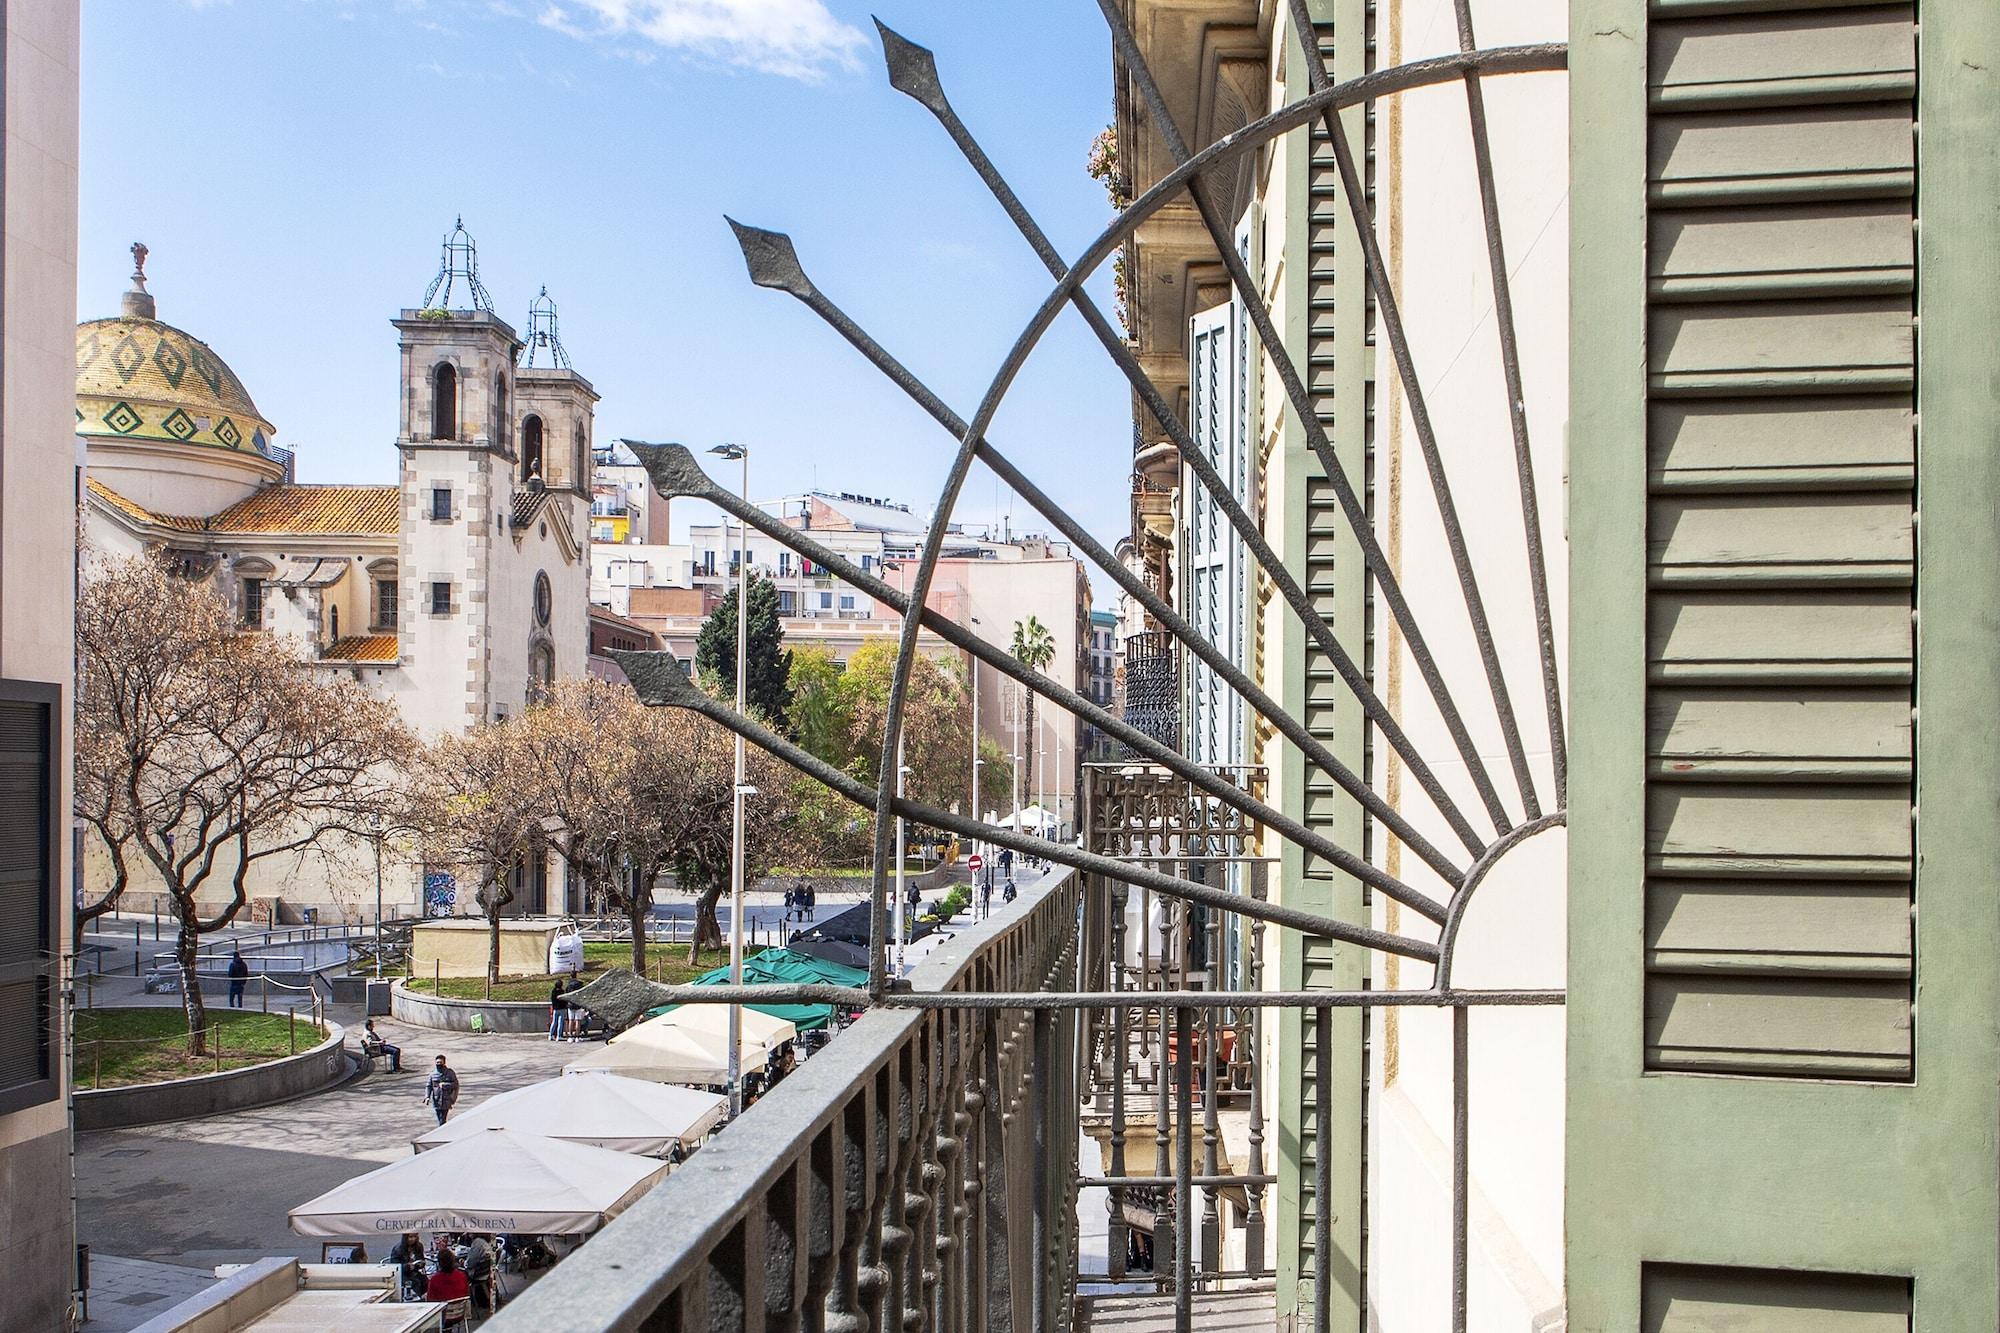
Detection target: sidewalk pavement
<box><xmin>76</xmin><ymin>1004</ymin><xmax>577</xmax><ymax>1272</ymax></box>
<box><xmin>79</xmin><ymin>1255</ymin><xmax>216</xmax><ymax>1333</ymax></box>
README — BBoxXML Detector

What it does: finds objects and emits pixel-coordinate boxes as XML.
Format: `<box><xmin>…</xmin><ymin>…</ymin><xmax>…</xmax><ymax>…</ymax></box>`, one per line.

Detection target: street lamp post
<box><xmin>369</xmin><ymin>813</ymin><xmax>384</xmax><ymax>979</ymax></box>
<box><xmin>893</xmin><ymin>748</ymin><xmax>911</xmax><ymax>972</ymax></box>
<box><xmin>969</xmin><ymin>616</ymin><xmax>982</xmax><ymax>913</ymax></box>
<box><xmin>710</xmin><ymin>443</ymin><xmax>750</xmax><ymax>1118</ymax></box>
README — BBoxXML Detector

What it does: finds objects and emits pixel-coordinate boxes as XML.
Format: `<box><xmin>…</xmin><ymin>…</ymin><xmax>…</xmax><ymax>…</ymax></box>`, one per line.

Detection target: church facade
<box><xmin>79</xmin><ymin>226</ymin><xmax>592</xmax><ymax>919</ymax></box>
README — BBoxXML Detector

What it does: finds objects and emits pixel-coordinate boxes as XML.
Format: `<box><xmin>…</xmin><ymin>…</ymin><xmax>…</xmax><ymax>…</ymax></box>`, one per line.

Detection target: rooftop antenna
<box><xmin>522</xmin><ymin>286</ymin><xmax>570</xmax><ymax>368</ymax></box>
<box><xmin>420</xmin><ymin>216</ymin><xmax>494</xmax><ymax>312</ymax></box>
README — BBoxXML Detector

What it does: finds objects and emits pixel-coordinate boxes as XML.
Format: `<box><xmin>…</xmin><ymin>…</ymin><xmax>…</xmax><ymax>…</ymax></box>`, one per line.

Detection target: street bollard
<box><xmin>261</xmin><ymin>976</ymin><xmax>268</xmax><ymax>1014</ymax></box>
<box><xmin>289</xmin><ymin>1010</ymin><xmax>296</xmax><ymax>1056</ymax></box>
<box><xmin>213</xmin><ymin>1026</ymin><xmax>222</xmax><ymax>1073</ymax></box>
<box><xmin>134</xmin><ymin>922</ymin><xmax>142</xmax><ymax>975</ymax></box>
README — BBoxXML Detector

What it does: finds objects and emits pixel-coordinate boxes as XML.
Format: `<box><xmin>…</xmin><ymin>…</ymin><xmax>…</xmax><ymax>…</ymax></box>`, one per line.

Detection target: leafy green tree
<box><xmin>695</xmin><ymin>574</ymin><xmax>793</xmax><ymax>725</ymax></box>
<box><xmin>1011</xmin><ymin>615</ymin><xmax>1057</xmax><ymax>814</ymax></box>
<box><xmin>787</xmin><ymin>646</ymin><xmax>854</xmax><ymax>766</ymax></box>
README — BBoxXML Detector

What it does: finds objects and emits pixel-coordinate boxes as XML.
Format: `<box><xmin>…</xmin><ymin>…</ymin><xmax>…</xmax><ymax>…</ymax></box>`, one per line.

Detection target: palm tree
<box><xmin>1010</xmin><ymin>615</ymin><xmax>1057</xmax><ymax>832</ymax></box>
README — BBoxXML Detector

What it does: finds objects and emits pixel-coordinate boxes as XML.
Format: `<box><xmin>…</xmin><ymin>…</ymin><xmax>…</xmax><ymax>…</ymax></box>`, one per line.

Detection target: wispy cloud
<box><xmin>532</xmin><ymin>0</ymin><xmax>866</xmax><ymax>81</ymax></box>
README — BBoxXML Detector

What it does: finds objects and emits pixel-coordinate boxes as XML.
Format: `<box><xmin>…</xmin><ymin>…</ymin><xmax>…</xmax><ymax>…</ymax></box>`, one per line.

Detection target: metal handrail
<box><xmin>490</xmin><ymin>869</ymin><xmax>1081</xmax><ymax>1330</ymax></box>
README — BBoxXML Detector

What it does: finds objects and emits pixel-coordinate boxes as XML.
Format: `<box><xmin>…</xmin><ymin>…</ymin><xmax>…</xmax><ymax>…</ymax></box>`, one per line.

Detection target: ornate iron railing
<box><xmin>498</xmin><ymin>2</ymin><xmax>1570</xmax><ymax>1328</ymax></box>
<box><xmin>492</xmin><ymin>872</ymin><xmax>1084</xmax><ymax>1331</ymax></box>
<box><xmin>1120</xmin><ymin>631</ymin><xmax>1179</xmax><ymax>750</ymax></box>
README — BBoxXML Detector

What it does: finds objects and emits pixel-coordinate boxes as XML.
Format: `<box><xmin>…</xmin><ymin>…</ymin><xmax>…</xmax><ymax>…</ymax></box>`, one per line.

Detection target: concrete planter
<box><xmin>74</xmin><ymin>1014</ymin><xmax>350</xmax><ymax>1132</ymax></box>
<box><xmin>389</xmin><ymin>978</ymin><xmax>550</xmax><ymax>1034</ymax></box>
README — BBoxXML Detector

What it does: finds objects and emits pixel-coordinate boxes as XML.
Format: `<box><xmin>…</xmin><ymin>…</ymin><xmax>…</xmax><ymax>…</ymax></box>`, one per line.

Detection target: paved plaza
<box><xmin>74</xmin><ymin>1006</ymin><xmax>576</xmax><ymax>1303</ymax></box>
<box><xmin>69</xmin><ymin>867</ymin><xmax>1041</xmax><ymax>1325</ymax></box>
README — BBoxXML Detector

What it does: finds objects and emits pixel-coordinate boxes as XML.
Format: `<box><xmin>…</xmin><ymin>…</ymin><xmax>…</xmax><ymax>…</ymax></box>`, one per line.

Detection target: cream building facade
<box><xmin>0</xmin><ymin>3</ymin><xmax>81</xmax><ymax>1330</ymax></box>
<box><xmin>79</xmin><ymin>224</ymin><xmax>592</xmax><ymax>921</ymax></box>
<box><xmin>1117</xmin><ymin>0</ymin><xmax>1566</xmax><ymax>1325</ymax></box>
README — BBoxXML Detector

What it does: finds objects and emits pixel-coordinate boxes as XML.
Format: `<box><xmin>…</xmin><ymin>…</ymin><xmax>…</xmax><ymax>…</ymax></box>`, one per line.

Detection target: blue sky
<box><xmin>80</xmin><ymin>0</ymin><xmax>1131</xmax><ymax>587</ymax></box>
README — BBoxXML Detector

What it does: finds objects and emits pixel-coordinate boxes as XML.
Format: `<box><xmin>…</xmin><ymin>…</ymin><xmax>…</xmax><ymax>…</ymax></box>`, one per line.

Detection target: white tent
<box><xmin>288</xmin><ymin>1129</ymin><xmax>666</xmax><ymax>1239</ymax></box>
<box><xmin>657</xmin><ymin>1002</ymin><xmax>798</xmax><ymax>1050</ymax></box>
<box><xmin>994</xmin><ymin>804</ymin><xmax>1059</xmax><ymax>834</ymax></box>
<box><xmin>564</xmin><ymin>1005</ymin><xmax>796</xmax><ymax>1086</ymax></box>
<box><xmin>412</xmin><ymin>1074</ymin><xmax>727</xmax><ymax>1158</ymax></box>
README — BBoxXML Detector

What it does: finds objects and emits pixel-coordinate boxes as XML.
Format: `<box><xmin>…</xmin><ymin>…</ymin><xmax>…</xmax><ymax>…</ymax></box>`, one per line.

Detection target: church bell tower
<box><xmin>513</xmin><ymin>285</ymin><xmax>598</xmax><ymax>496</ymax></box>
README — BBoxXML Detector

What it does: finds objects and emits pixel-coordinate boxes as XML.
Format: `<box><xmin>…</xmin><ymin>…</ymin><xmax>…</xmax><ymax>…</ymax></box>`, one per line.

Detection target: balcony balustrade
<box><xmin>491</xmin><ymin>872</ymin><xmax>1087</xmax><ymax>1332</ymax></box>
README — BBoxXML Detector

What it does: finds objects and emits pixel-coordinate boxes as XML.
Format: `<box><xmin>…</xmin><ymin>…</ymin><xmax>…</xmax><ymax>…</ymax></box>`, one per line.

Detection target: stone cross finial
<box><xmin>122</xmin><ymin>242</ymin><xmax>157</xmax><ymax>319</ymax></box>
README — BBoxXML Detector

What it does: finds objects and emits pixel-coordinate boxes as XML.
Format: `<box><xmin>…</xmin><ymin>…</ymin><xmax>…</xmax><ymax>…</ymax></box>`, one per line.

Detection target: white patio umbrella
<box><xmin>412</xmin><ymin>1074</ymin><xmax>727</xmax><ymax>1158</ymax></box>
<box><xmin>655</xmin><ymin>1001</ymin><xmax>798</xmax><ymax>1051</ymax></box>
<box><xmin>564</xmin><ymin>1004</ymin><xmax>794</xmax><ymax>1085</ymax></box>
<box><xmin>995</xmin><ymin>804</ymin><xmax>1058</xmax><ymax>834</ymax></box>
<box><xmin>288</xmin><ymin>1129</ymin><xmax>666</xmax><ymax>1239</ymax></box>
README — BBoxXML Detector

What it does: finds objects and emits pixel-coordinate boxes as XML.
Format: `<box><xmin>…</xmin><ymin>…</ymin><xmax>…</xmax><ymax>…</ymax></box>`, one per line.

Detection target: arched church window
<box><xmin>522</xmin><ymin>414</ymin><xmax>545</xmax><ymax>483</ymax></box>
<box><xmin>431</xmin><ymin>363</ymin><xmax>457</xmax><ymax>440</ymax></box>
<box><xmin>329</xmin><ymin>605</ymin><xmax>339</xmax><ymax>642</ymax></box>
<box><xmin>494</xmin><ymin>372</ymin><xmax>510</xmax><ymax>450</ymax></box>
<box><xmin>574</xmin><ymin>423</ymin><xmax>588</xmax><ymax>491</ymax></box>
<box><xmin>528</xmin><ymin>640</ymin><xmax>555</xmax><ymax>703</ymax></box>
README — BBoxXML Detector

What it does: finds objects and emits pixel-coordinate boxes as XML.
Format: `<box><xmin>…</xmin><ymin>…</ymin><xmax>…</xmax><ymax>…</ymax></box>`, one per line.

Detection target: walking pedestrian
<box><xmin>226</xmin><ymin>949</ymin><xmax>249</xmax><ymax>1008</ymax></box>
<box><xmin>805</xmin><ymin>882</ymin><xmax>817</xmax><ymax>921</ymax></box>
<box><xmin>1003</xmin><ymin>877</ymin><xmax>1017</xmax><ymax>905</ymax></box>
<box><xmin>998</xmin><ymin>847</ymin><xmax>1013</xmax><ymax>880</ymax></box>
<box><xmin>783</xmin><ymin>886</ymin><xmax>797</xmax><ymax>924</ymax></box>
<box><xmin>980</xmin><ymin>875</ymin><xmax>993</xmax><ymax>919</ymax></box>
<box><xmin>548</xmin><ymin>978</ymin><xmax>568</xmax><ymax>1041</ymax></box>
<box><xmin>425</xmin><ymin>1055</ymin><xmax>460</xmax><ymax>1125</ymax></box>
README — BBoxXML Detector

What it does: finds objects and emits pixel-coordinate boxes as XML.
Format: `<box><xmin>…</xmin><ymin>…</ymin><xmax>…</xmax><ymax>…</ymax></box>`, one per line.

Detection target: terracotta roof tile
<box><xmin>510</xmin><ymin>488</ymin><xmax>550</xmax><ymax>529</ymax></box>
<box><xmin>88</xmin><ymin>478</ymin><xmax>400</xmax><ymax>537</ymax></box>
<box><xmin>85</xmin><ymin>478</ymin><xmax>208</xmax><ymax>532</ymax></box>
<box><xmin>211</xmin><ymin>485</ymin><xmax>399</xmax><ymax>535</ymax></box>
<box><xmin>321</xmin><ymin>634</ymin><xmax>399</xmax><ymax>663</ymax></box>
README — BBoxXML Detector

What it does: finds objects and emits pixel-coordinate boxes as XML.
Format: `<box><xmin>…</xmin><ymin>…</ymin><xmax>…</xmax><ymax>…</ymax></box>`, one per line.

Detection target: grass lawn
<box><xmin>75</xmin><ymin>1008</ymin><xmax>326</xmax><ymax>1089</ymax></box>
<box><xmin>402</xmin><ymin>942</ymin><xmax>767</xmax><ymax>1001</ymax></box>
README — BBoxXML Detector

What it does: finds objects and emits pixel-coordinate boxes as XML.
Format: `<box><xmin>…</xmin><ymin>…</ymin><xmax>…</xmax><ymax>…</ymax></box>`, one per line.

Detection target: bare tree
<box><xmin>406</xmin><ymin>721</ymin><xmax>543</xmax><ymax>986</ymax></box>
<box><xmin>76</xmin><ymin>555</ymin><xmax>411</xmax><ymax>1052</ymax></box>
<box><xmin>510</xmin><ymin>679</ymin><xmax>803</xmax><ymax>966</ymax></box>
<box><xmin>511</xmin><ymin>680</ymin><xmax>651</xmax><ymax>971</ymax></box>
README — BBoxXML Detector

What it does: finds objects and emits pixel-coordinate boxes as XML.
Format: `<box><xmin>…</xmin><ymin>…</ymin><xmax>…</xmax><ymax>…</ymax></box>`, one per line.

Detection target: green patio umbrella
<box><xmin>645</xmin><ymin>947</ymin><xmax>869</xmax><ymax>1031</ymax></box>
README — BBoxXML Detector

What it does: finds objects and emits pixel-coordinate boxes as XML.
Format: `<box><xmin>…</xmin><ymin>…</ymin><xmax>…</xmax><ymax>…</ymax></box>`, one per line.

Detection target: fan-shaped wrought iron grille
<box><xmin>599</xmin><ymin>5</ymin><xmax>1568</xmax><ymax>1330</ymax></box>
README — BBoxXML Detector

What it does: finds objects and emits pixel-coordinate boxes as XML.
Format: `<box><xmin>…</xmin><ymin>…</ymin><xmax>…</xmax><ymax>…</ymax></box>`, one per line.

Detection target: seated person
<box><xmin>362</xmin><ymin>1020</ymin><xmax>402</xmax><ymax>1073</ymax></box>
<box><xmin>387</xmin><ymin>1231</ymin><xmax>425</xmax><ymax>1298</ymax></box>
<box><xmin>425</xmin><ymin>1247</ymin><xmax>470</xmax><ymax>1304</ymax></box>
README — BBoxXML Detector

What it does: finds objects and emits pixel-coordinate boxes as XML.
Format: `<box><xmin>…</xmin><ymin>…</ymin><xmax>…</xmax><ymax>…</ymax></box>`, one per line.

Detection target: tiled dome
<box><xmin>76</xmin><ymin>314</ymin><xmax>277</xmax><ymax>457</ymax></box>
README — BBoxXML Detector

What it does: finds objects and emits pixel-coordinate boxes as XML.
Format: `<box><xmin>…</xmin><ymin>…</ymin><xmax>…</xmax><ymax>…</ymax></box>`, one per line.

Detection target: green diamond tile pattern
<box><xmin>152</xmin><ymin>337</ymin><xmax>187</xmax><ymax>388</ymax></box>
<box><xmin>160</xmin><ymin>408</ymin><xmax>197</xmax><ymax>442</ymax></box>
<box><xmin>212</xmin><ymin>417</ymin><xmax>241</xmax><ymax>449</ymax></box>
<box><xmin>103</xmin><ymin>401</ymin><xmax>144</xmax><ymax>435</ymax></box>
<box><xmin>110</xmin><ymin>335</ymin><xmax>146</xmax><ymax>382</ymax></box>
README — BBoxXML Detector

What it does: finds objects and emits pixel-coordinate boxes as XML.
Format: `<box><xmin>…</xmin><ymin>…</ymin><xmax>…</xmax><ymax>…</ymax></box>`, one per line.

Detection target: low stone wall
<box><xmin>390</xmin><ymin>979</ymin><xmax>550</xmax><ymax>1034</ymax></box>
<box><xmin>74</xmin><ymin>1015</ymin><xmax>350</xmax><ymax>1132</ymax></box>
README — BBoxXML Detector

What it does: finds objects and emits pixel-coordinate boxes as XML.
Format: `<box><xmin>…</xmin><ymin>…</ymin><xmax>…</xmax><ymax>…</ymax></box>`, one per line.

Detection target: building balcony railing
<box><xmin>1123</xmin><ymin>630</ymin><xmax>1180</xmax><ymax>749</ymax></box>
<box><xmin>490</xmin><ymin>871</ymin><xmax>1085</xmax><ymax>1332</ymax></box>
